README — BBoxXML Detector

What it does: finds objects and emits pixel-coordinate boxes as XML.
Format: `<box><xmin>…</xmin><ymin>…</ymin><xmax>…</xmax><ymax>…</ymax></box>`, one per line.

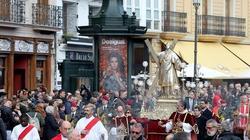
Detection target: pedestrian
<box><xmin>218</xmin><ymin>119</ymin><xmax>241</xmax><ymax>140</ymax></box>
<box><xmin>75</xmin><ymin>103</ymin><xmax>108</xmax><ymax>140</ymax></box>
<box><xmin>124</xmin><ymin>123</ymin><xmax>145</xmax><ymax>140</ymax></box>
<box><xmin>52</xmin><ymin>121</ymin><xmax>72</xmax><ymax>140</ymax></box>
<box><xmin>11</xmin><ymin>114</ymin><xmax>40</xmax><ymax>140</ymax></box>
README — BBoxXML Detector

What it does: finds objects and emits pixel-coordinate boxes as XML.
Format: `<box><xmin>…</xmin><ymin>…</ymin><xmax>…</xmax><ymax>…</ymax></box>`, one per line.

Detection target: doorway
<box><xmin>14</xmin><ymin>55</ymin><xmax>30</xmax><ymax>94</ymax></box>
<box><xmin>14</xmin><ymin>69</ymin><xmax>25</xmax><ymax>93</ymax></box>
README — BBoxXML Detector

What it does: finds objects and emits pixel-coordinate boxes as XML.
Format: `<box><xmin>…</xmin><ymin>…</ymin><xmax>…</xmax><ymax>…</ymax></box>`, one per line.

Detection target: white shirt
<box><xmin>11</xmin><ymin>124</ymin><xmax>40</xmax><ymax>140</ymax></box>
<box><xmin>75</xmin><ymin>116</ymin><xmax>108</xmax><ymax>140</ymax></box>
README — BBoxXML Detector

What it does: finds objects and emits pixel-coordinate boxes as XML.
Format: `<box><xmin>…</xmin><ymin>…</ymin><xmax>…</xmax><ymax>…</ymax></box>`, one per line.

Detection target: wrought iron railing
<box><xmin>32</xmin><ymin>3</ymin><xmax>62</xmax><ymax>28</ymax></box>
<box><xmin>0</xmin><ymin>0</ymin><xmax>25</xmax><ymax>23</ymax></box>
<box><xmin>225</xmin><ymin>17</ymin><xmax>245</xmax><ymax>37</ymax></box>
<box><xmin>198</xmin><ymin>15</ymin><xmax>246</xmax><ymax>37</ymax></box>
<box><xmin>198</xmin><ymin>15</ymin><xmax>225</xmax><ymax>35</ymax></box>
<box><xmin>162</xmin><ymin>11</ymin><xmax>187</xmax><ymax>33</ymax></box>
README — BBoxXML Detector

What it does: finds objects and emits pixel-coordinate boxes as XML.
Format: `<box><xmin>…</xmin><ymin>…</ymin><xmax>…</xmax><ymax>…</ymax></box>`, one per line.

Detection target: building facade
<box><xmin>57</xmin><ymin>0</ymin><xmax>250</xmax><ymax>93</ymax></box>
<box><xmin>155</xmin><ymin>0</ymin><xmax>250</xmax><ymax>79</ymax></box>
<box><xmin>0</xmin><ymin>0</ymin><xmax>62</xmax><ymax>97</ymax></box>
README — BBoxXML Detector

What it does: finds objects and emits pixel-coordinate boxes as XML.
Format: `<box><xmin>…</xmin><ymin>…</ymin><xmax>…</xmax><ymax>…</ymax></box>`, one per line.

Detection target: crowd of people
<box><xmin>0</xmin><ymin>82</ymin><xmax>249</xmax><ymax>140</ymax></box>
<box><xmin>159</xmin><ymin>82</ymin><xmax>250</xmax><ymax>140</ymax></box>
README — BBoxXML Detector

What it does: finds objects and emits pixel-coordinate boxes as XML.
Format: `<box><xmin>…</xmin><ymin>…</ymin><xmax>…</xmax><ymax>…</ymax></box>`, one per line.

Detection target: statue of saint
<box><xmin>157</xmin><ymin>40</ymin><xmax>182</xmax><ymax>97</ymax></box>
<box><xmin>145</xmin><ymin>39</ymin><xmax>182</xmax><ymax>98</ymax></box>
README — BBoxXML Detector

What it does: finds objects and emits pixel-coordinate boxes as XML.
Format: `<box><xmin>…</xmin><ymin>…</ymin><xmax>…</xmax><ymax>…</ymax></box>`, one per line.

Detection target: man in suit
<box><xmin>184</xmin><ymin>90</ymin><xmax>197</xmax><ymax>112</ymax></box>
<box><xmin>200</xmin><ymin>99</ymin><xmax>212</xmax><ymax>121</ymax></box>
<box><xmin>97</xmin><ymin>95</ymin><xmax>112</xmax><ymax>130</ymax></box>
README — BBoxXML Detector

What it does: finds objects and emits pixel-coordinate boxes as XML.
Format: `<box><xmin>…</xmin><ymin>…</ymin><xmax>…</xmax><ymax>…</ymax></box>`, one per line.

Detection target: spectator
<box><xmin>184</xmin><ymin>90</ymin><xmax>197</xmax><ymax>112</ymax></box>
<box><xmin>218</xmin><ymin>119</ymin><xmax>240</xmax><ymax>140</ymax></box>
<box><xmin>204</xmin><ymin>119</ymin><xmax>219</xmax><ymax>140</ymax></box>
<box><xmin>0</xmin><ymin>117</ymin><xmax>7</xmax><ymax>140</ymax></box>
<box><xmin>124</xmin><ymin>123</ymin><xmax>145</xmax><ymax>140</ymax></box>
<box><xmin>200</xmin><ymin>99</ymin><xmax>212</xmax><ymax>121</ymax></box>
<box><xmin>1</xmin><ymin>100</ymin><xmax>19</xmax><ymax>139</ymax></box>
<box><xmin>173</xmin><ymin>132</ymin><xmax>191</xmax><ymax>140</ymax></box>
<box><xmin>43</xmin><ymin>106</ymin><xmax>59</xmax><ymax>140</ymax></box>
<box><xmin>194</xmin><ymin>105</ymin><xmax>207</xmax><ymax>140</ymax></box>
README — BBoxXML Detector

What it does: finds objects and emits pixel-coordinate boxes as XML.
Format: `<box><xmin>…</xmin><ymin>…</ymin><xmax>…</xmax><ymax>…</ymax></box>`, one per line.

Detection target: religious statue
<box><xmin>158</xmin><ymin>40</ymin><xmax>182</xmax><ymax>97</ymax></box>
<box><xmin>145</xmin><ymin>39</ymin><xmax>182</xmax><ymax>98</ymax></box>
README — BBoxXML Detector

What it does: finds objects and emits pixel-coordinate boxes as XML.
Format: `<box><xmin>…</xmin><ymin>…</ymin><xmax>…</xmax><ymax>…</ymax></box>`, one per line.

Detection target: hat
<box><xmin>101</xmin><ymin>95</ymin><xmax>109</xmax><ymax>101</ymax></box>
<box><xmin>71</xmin><ymin>101</ymin><xmax>77</xmax><ymax>108</ymax></box>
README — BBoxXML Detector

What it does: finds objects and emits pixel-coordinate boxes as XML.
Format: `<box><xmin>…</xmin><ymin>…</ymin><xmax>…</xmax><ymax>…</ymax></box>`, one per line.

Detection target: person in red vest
<box><xmin>233</xmin><ymin>95</ymin><xmax>249</xmax><ymax>139</ymax></box>
<box><xmin>158</xmin><ymin>100</ymin><xmax>197</xmax><ymax>140</ymax></box>
<box><xmin>10</xmin><ymin>114</ymin><xmax>40</xmax><ymax>140</ymax></box>
<box><xmin>52</xmin><ymin>121</ymin><xmax>72</xmax><ymax>140</ymax></box>
<box><xmin>75</xmin><ymin>103</ymin><xmax>108</xmax><ymax>140</ymax></box>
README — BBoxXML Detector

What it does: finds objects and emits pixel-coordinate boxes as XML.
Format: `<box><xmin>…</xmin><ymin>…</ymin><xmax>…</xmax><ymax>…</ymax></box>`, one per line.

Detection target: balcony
<box><xmin>0</xmin><ymin>1</ymin><xmax>62</xmax><ymax>32</ymax></box>
<box><xmin>32</xmin><ymin>3</ymin><xmax>62</xmax><ymax>32</ymax></box>
<box><xmin>223</xmin><ymin>17</ymin><xmax>246</xmax><ymax>43</ymax></box>
<box><xmin>198</xmin><ymin>15</ymin><xmax>246</xmax><ymax>42</ymax></box>
<box><xmin>225</xmin><ymin>17</ymin><xmax>245</xmax><ymax>37</ymax></box>
<box><xmin>0</xmin><ymin>0</ymin><xmax>25</xmax><ymax>27</ymax></box>
<box><xmin>198</xmin><ymin>15</ymin><xmax>224</xmax><ymax>41</ymax></box>
<box><xmin>161</xmin><ymin>11</ymin><xmax>187</xmax><ymax>39</ymax></box>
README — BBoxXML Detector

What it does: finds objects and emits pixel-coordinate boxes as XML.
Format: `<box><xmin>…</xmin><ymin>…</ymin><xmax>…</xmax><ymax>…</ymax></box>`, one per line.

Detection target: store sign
<box><xmin>66</xmin><ymin>51</ymin><xmax>93</xmax><ymax>61</ymax></box>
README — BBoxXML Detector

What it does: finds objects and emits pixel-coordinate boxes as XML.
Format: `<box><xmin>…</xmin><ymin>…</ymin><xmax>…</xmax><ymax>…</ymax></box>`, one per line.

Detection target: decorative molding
<box><xmin>37</xmin><ymin>42</ymin><xmax>49</xmax><ymax>53</ymax></box>
<box><xmin>15</xmin><ymin>40</ymin><xmax>33</xmax><ymax>52</ymax></box>
<box><xmin>0</xmin><ymin>39</ymin><xmax>11</xmax><ymax>51</ymax></box>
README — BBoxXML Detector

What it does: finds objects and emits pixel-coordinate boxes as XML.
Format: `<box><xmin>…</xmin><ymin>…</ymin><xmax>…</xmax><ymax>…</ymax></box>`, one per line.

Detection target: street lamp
<box><xmin>193</xmin><ymin>0</ymin><xmax>200</xmax><ymax>90</ymax></box>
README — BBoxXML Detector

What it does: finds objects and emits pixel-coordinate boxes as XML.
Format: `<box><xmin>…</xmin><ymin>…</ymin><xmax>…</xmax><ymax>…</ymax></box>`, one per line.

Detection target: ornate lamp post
<box><xmin>193</xmin><ymin>0</ymin><xmax>200</xmax><ymax>90</ymax></box>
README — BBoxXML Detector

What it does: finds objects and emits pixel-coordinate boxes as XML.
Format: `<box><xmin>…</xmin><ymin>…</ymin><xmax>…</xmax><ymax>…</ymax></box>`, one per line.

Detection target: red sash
<box><xmin>18</xmin><ymin>125</ymin><xmax>34</xmax><ymax>140</ymax></box>
<box><xmin>52</xmin><ymin>133</ymin><xmax>62</xmax><ymax>140</ymax></box>
<box><xmin>81</xmin><ymin>118</ymin><xmax>100</xmax><ymax>139</ymax></box>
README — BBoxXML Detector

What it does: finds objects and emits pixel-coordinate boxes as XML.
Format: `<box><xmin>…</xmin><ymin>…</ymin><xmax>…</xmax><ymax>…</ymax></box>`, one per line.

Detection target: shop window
<box><xmin>0</xmin><ymin>58</ymin><xmax>5</xmax><ymax>89</ymax></box>
<box><xmin>36</xmin><ymin>60</ymin><xmax>45</xmax><ymax>86</ymax></box>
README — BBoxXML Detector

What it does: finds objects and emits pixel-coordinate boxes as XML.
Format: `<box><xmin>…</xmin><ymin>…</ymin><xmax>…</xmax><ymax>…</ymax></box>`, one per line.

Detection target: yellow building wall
<box><xmin>246</xmin><ymin>0</ymin><xmax>250</xmax><ymax>38</ymax></box>
<box><xmin>212</xmin><ymin>0</ymin><xmax>224</xmax><ymax>16</ymax></box>
<box><xmin>173</xmin><ymin>0</ymin><xmax>250</xmax><ymax>41</ymax></box>
<box><xmin>176</xmin><ymin>0</ymin><xmax>184</xmax><ymax>12</ymax></box>
<box><xmin>235</xmin><ymin>0</ymin><xmax>242</xmax><ymax>17</ymax></box>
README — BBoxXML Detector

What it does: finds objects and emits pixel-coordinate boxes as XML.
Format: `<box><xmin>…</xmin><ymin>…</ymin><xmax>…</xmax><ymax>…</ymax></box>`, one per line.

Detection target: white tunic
<box><xmin>75</xmin><ymin>116</ymin><xmax>108</xmax><ymax>140</ymax></box>
<box><xmin>11</xmin><ymin>124</ymin><xmax>40</xmax><ymax>140</ymax></box>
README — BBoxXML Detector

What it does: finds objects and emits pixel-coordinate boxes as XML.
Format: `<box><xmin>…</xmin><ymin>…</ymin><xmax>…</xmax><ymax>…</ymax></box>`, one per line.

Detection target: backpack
<box><xmin>26</xmin><ymin>113</ymin><xmax>40</xmax><ymax>131</ymax></box>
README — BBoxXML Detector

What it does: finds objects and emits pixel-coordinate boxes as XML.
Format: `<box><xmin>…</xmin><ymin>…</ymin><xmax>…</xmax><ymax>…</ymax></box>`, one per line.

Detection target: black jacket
<box><xmin>202</xmin><ymin>108</ymin><xmax>212</xmax><ymax>121</ymax></box>
<box><xmin>0</xmin><ymin>106</ymin><xmax>19</xmax><ymax>130</ymax></box>
<box><xmin>124</xmin><ymin>135</ymin><xmax>145</xmax><ymax>140</ymax></box>
<box><xmin>43</xmin><ymin>113</ymin><xmax>59</xmax><ymax>140</ymax></box>
<box><xmin>0</xmin><ymin>118</ymin><xmax>7</xmax><ymax>140</ymax></box>
<box><xmin>196</xmin><ymin>115</ymin><xmax>207</xmax><ymax>140</ymax></box>
<box><xmin>218</xmin><ymin>131</ymin><xmax>241</xmax><ymax>140</ymax></box>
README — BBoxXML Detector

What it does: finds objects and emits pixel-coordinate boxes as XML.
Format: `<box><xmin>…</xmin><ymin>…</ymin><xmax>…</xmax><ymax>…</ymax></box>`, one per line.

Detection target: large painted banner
<box><xmin>99</xmin><ymin>36</ymin><xmax>127</xmax><ymax>94</ymax></box>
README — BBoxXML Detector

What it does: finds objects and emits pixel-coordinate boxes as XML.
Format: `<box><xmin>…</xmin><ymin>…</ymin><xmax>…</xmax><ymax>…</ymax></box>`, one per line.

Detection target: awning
<box><xmin>221</xmin><ymin>43</ymin><xmax>250</xmax><ymax>67</ymax></box>
<box><xmin>173</xmin><ymin>41</ymin><xmax>249</xmax><ymax>79</ymax></box>
<box><xmin>177</xmin><ymin>64</ymin><xmax>231</xmax><ymax>79</ymax></box>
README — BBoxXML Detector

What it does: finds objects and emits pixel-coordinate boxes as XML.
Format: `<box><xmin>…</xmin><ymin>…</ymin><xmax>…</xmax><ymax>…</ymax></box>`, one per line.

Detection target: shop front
<box><xmin>0</xmin><ymin>37</ymin><xmax>52</xmax><ymax>98</ymax></box>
